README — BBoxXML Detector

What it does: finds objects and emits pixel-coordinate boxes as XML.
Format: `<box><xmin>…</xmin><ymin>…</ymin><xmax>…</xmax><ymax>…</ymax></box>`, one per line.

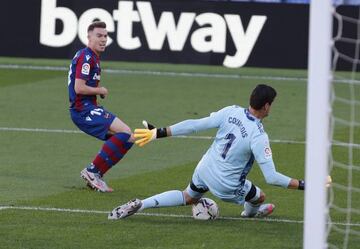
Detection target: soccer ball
<box><xmin>192</xmin><ymin>198</ymin><xmax>219</xmax><ymax>220</ymax></box>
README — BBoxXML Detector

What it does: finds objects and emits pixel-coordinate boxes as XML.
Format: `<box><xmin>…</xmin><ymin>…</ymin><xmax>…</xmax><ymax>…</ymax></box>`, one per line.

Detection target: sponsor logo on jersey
<box><xmin>81</xmin><ymin>63</ymin><xmax>90</xmax><ymax>75</ymax></box>
<box><xmin>93</xmin><ymin>73</ymin><xmax>101</xmax><ymax>80</ymax></box>
<box><xmin>86</xmin><ymin>116</ymin><xmax>92</xmax><ymax>121</ymax></box>
<box><xmin>85</xmin><ymin>55</ymin><xmax>91</xmax><ymax>61</ymax></box>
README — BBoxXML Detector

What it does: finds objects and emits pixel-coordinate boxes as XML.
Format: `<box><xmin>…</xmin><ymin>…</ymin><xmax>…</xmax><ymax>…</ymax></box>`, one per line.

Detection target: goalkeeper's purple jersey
<box><xmin>68</xmin><ymin>47</ymin><xmax>101</xmax><ymax>111</ymax></box>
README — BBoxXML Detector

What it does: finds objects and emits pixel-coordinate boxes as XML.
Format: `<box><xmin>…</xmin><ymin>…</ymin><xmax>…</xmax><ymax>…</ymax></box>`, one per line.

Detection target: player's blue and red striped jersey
<box><xmin>68</xmin><ymin>47</ymin><xmax>101</xmax><ymax>111</ymax></box>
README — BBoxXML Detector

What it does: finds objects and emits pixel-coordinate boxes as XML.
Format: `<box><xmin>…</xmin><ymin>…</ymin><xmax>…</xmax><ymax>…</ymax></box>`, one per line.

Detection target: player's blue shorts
<box><xmin>70</xmin><ymin>106</ymin><xmax>116</xmax><ymax>141</ymax></box>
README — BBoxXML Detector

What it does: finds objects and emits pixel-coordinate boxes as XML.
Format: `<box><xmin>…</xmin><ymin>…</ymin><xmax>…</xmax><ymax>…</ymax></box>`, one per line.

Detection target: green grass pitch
<box><xmin>0</xmin><ymin>57</ymin><xmax>359</xmax><ymax>249</ymax></box>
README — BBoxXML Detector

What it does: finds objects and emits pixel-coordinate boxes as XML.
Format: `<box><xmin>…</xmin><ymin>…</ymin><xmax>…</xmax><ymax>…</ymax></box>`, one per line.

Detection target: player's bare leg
<box><xmin>108</xmin><ymin>117</ymin><xmax>135</xmax><ymax>142</ymax></box>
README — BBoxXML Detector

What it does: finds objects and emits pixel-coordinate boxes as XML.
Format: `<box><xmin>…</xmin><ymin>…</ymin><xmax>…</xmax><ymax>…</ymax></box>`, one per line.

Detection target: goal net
<box><xmin>305</xmin><ymin>3</ymin><xmax>360</xmax><ymax>249</ymax></box>
<box><xmin>327</xmin><ymin>5</ymin><xmax>360</xmax><ymax>249</ymax></box>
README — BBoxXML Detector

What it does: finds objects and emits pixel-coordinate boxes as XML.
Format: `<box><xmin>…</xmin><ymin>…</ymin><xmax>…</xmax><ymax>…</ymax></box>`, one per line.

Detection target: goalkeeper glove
<box><xmin>326</xmin><ymin>175</ymin><xmax>332</xmax><ymax>188</ymax></box>
<box><xmin>134</xmin><ymin>120</ymin><xmax>167</xmax><ymax>147</ymax></box>
<box><xmin>142</xmin><ymin>120</ymin><xmax>155</xmax><ymax>130</ymax></box>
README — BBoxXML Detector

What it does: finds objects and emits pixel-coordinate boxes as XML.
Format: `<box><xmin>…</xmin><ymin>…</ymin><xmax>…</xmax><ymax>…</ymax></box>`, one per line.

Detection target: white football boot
<box><xmin>241</xmin><ymin>203</ymin><xmax>275</xmax><ymax>218</ymax></box>
<box><xmin>255</xmin><ymin>203</ymin><xmax>275</xmax><ymax>217</ymax></box>
<box><xmin>80</xmin><ymin>168</ymin><xmax>113</xmax><ymax>193</ymax></box>
<box><xmin>108</xmin><ymin>199</ymin><xmax>142</xmax><ymax>220</ymax></box>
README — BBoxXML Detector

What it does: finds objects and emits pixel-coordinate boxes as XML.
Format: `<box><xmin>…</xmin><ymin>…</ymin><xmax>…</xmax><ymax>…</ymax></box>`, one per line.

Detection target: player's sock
<box><xmin>243</xmin><ymin>201</ymin><xmax>261</xmax><ymax>217</ymax></box>
<box><xmin>91</xmin><ymin>132</ymin><xmax>133</xmax><ymax>175</ymax></box>
<box><xmin>86</xmin><ymin>163</ymin><xmax>101</xmax><ymax>174</ymax></box>
<box><xmin>139</xmin><ymin>190</ymin><xmax>185</xmax><ymax>211</ymax></box>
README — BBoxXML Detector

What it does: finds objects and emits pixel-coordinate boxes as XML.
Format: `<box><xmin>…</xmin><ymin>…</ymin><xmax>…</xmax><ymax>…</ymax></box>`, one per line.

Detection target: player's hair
<box><xmin>87</xmin><ymin>21</ymin><xmax>106</xmax><ymax>33</ymax></box>
<box><xmin>249</xmin><ymin>84</ymin><xmax>277</xmax><ymax>110</ymax></box>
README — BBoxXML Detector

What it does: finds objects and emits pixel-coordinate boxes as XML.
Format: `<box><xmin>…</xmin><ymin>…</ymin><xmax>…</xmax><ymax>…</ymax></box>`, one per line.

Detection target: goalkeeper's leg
<box><xmin>240</xmin><ymin>183</ymin><xmax>263</xmax><ymax>217</ymax></box>
<box><xmin>108</xmin><ymin>179</ymin><xmax>207</xmax><ymax>220</ymax></box>
<box><xmin>108</xmin><ymin>189</ymin><xmax>202</xmax><ymax>219</ymax></box>
<box><xmin>136</xmin><ymin>177</ymin><xmax>207</xmax><ymax>211</ymax></box>
<box><xmin>240</xmin><ymin>182</ymin><xmax>275</xmax><ymax>218</ymax></box>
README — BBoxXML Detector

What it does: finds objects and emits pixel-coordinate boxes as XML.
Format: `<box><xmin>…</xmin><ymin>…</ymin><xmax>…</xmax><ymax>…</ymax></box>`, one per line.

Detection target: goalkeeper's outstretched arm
<box><xmin>134</xmin><ymin>106</ymin><xmax>227</xmax><ymax>146</ymax></box>
<box><xmin>258</xmin><ymin>160</ymin><xmax>306</xmax><ymax>190</ymax></box>
<box><xmin>258</xmin><ymin>160</ymin><xmax>332</xmax><ymax>191</ymax></box>
<box><xmin>134</xmin><ymin>116</ymin><xmax>220</xmax><ymax>147</ymax></box>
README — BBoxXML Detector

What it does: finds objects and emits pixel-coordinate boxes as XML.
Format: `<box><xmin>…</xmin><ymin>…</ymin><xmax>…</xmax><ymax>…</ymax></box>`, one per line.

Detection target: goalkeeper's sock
<box><xmin>243</xmin><ymin>201</ymin><xmax>261</xmax><ymax>217</ymax></box>
<box><xmin>92</xmin><ymin>132</ymin><xmax>133</xmax><ymax>175</ymax></box>
<box><xmin>139</xmin><ymin>190</ymin><xmax>185</xmax><ymax>211</ymax></box>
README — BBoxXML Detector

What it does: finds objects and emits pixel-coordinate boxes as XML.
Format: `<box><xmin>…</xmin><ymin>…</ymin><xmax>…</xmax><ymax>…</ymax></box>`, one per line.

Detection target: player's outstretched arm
<box><xmin>287</xmin><ymin>175</ymin><xmax>332</xmax><ymax>190</ymax></box>
<box><xmin>288</xmin><ymin>179</ymin><xmax>305</xmax><ymax>190</ymax></box>
<box><xmin>134</xmin><ymin>120</ymin><xmax>171</xmax><ymax>147</ymax></box>
<box><xmin>135</xmin><ymin>113</ymin><xmax>221</xmax><ymax>147</ymax></box>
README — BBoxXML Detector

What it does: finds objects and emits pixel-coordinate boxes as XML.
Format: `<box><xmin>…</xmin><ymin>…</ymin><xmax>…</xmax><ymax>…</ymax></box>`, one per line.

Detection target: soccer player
<box><xmin>68</xmin><ymin>21</ymin><xmax>134</xmax><ymax>192</ymax></box>
<box><xmin>108</xmin><ymin>84</ymin><xmax>306</xmax><ymax>219</ymax></box>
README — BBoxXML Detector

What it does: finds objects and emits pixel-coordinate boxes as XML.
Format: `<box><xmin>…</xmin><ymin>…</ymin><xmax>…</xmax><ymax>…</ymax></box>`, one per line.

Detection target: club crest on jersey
<box><xmin>81</xmin><ymin>63</ymin><xmax>90</xmax><ymax>75</ymax></box>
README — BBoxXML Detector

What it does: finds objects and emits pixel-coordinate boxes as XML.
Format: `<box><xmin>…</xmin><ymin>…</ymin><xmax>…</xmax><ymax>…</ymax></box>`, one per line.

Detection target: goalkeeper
<box><xmin>109</xmin><ymin>84</ymin><xmax>307</xmax><ymax>219</ymax></box>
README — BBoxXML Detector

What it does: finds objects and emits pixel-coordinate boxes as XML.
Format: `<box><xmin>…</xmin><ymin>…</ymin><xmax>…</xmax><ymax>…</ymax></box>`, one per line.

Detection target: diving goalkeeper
<box><xmin>109</xmin><ymin>84</ymin><xmax>315</xmax><ymax>219</ymax></box>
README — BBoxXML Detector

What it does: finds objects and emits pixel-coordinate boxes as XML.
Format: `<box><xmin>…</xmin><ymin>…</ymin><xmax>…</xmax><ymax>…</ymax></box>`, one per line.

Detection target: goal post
<box><xmin>304</xmin><ymin>1</ymin><xmax>333</xmax><ymax>249</ymax></box>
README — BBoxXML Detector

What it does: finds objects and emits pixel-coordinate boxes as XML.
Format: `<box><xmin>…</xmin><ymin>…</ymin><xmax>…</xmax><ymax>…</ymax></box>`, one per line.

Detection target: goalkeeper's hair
<box><xmin>88</xmin><ymin>21</ymin><xmax>106</xmax><ymax>33</ymax></box>
<box><xmin>249</xmin><ymin>84</ymin><xmax>277</xmax><ymax>110</ymax></box>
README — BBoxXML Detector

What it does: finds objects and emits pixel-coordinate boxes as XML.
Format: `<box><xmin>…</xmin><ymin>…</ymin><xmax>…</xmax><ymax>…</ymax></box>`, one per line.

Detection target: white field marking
<box><xmin>0</xmin><ymin>64</ymin><xmax>306</xmax><ymax>82</ymax></box>
<box><xmin>2</xmin><ymin>63</ymin><xmax>360</xmax><ymax>84</ymax></box>
<box><xmin>1</xmin><ymin>205</ymin><xmax>359</xmax><ymax>227</ymax></box>
<box><xmin>0</xmin><ymin>127</ymin><xmax>83</xmax><ymax>134</ymax></box>
<box><xmin>1</xmin><ymin>126</ymin><xmax>360</xmax><ymax>148</ymax></box>
<box><xmin>0</xmin><ymin>126</ymin><xmax>303</xmax><ymax>145</ymax></box>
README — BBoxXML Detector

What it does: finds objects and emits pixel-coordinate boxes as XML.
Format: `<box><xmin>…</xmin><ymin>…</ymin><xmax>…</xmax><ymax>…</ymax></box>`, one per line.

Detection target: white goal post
<box><xmin>304</xmin><ymin>1</ymin><xmax>333</xmax><ymax>249</ymax></box>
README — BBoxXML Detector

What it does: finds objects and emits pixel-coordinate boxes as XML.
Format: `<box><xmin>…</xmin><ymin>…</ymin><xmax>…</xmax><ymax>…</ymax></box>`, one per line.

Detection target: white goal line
<box><xmin>1</xmin><ymin>205</ymin><xmax>359</xmax><ymax>227</ymax></box>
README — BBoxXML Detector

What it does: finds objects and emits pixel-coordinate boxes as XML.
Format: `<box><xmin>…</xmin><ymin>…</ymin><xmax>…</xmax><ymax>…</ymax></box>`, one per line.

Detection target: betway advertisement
<box><xmin>1</xmin><ymin>0</ymin><xmax>310</xmax><ymax>68</ymax></box>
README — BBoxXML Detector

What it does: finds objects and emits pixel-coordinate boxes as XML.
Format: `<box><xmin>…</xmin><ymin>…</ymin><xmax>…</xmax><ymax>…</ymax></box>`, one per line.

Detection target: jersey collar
<box><xmin>86</xmin><ymin>47</ymin><xmax>100</xmax><ymax>60</ymax></box>
<box><xmin>244</xmin><ymin>108</ymin><xmax>259</xmax><ymax>122</ymax></box>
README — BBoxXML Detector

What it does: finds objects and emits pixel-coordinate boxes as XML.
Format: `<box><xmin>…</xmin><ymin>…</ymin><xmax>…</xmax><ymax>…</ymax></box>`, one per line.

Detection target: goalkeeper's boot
<box><xmin>108</xmin><ymin>199</ymin><xmax>142</xmax><ymax>220</ymax></box>
<box><xmin>240</xmin><ymin>203</ymin><xmax>275</xmax><ymax>218</ymax></box>
<box><xmin>80</xmin><ymin>167</ymin><xmax>113</xmax><ymax>193</ymax></box>
<box><xmin>255</xmin><ymin>203</ymin><xmax>275</xmax><ymax>217</ymax></box>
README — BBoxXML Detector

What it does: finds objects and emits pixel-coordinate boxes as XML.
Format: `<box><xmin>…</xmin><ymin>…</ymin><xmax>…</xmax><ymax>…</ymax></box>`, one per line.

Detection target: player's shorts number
<box><xmin>90</xmin><ymin>108</ymin><xmax>104</xmax><ymax>116</ymax></box>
